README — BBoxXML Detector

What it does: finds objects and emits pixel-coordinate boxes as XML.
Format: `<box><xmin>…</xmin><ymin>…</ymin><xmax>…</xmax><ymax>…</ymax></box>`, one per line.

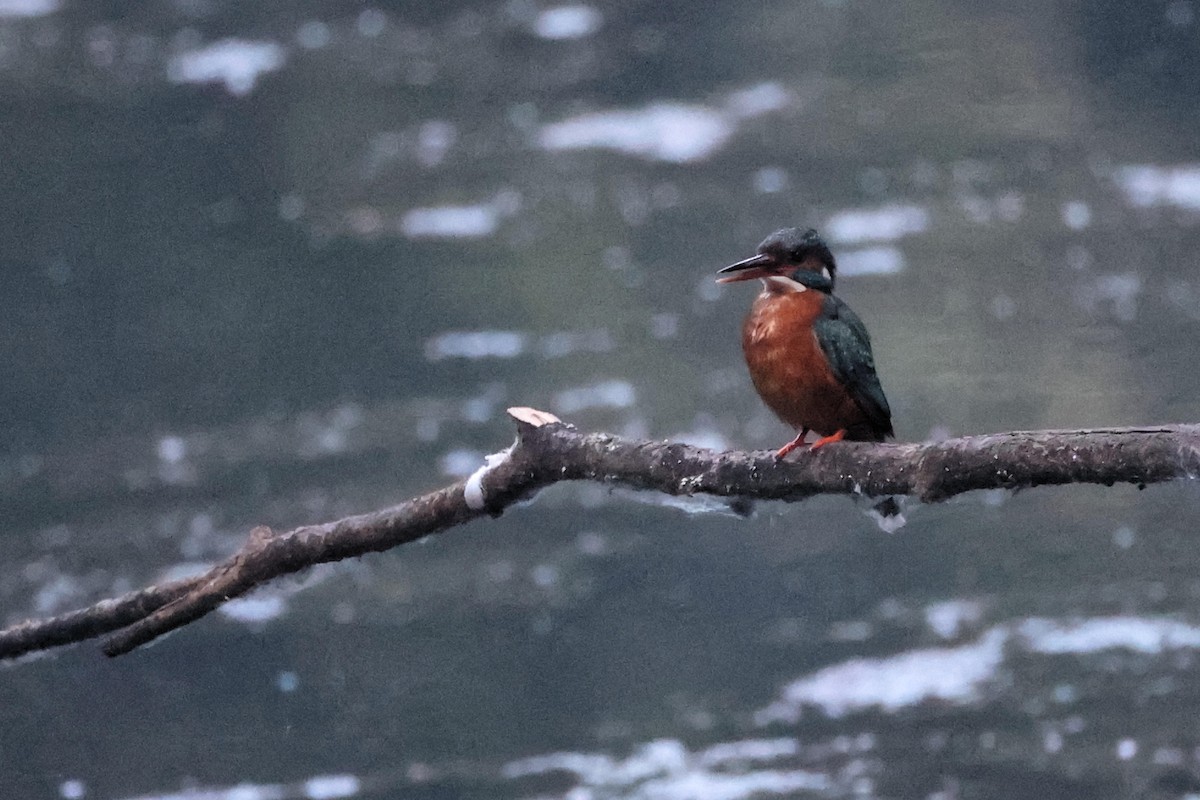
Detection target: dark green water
<box><xmin>3</xmin><ymin>2</ymin><xmax>1200</xmax><ymax>798</ymax></box>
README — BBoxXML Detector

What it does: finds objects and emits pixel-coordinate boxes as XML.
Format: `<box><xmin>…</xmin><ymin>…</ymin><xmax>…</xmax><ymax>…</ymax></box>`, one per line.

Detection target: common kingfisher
<box><xmin>717</xmin><ymin>227</ymin><xmax>893</xmax><ymax>459</ymax></box>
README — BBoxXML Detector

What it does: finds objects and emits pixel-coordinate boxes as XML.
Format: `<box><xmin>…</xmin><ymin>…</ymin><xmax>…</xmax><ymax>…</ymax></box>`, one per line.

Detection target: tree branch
<box><xmin>3</xmin><ymin>408</ymin><xmax>1198</xmax><ymax>661</ymax></box>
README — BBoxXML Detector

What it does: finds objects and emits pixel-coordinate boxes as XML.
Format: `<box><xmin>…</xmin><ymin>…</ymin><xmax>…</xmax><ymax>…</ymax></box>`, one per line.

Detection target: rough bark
<box><xmin>2</xmin><ymin>408</ymin><xmax>1198</xmax><ymax>661</ymax></box>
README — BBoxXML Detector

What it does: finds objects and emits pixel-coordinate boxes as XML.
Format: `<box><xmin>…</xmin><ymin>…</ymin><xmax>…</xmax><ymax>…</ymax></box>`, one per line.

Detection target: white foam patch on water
<box><xmin>504</xmin><ymin>750</ymin><xmax>616</xmax><ymax>782</ymax></box>
<box><xmin>304</xmin><ymin>774</ymin><xmax>361</xmax><ymax>799</ymax></box>
<box><xmin>635</xmin><ymin>768</ymin><xmax>830</xmax><ymax>799</ymax></box>
<box><xmin>540</xmin><ymin>103</ymin><xmax>733</xmax><ymax>163</ymax></box>
<box><xmin>696</xmin><ymin>738</ymin><xmax>799</xmax><ymax>765</ymax></box>
<box><xmin>425</xmin><ymin>330</ymin><xmax>527</xmax><ymax>361</ymax></box>
<box><xmin>1116</xmin><ymin>738</ymin><xmax>1138</xmax><ymax>761</ymax></box>
<box><xmin>58</xmin><ymin>779</ymin><xmax>85</xmax><ymax>799</ymax></box>
<box><xmin>824</xmin><ymin>204</ymin><xmax>930</xmax><ymax>244</ymax></box>
<box><xmin>724</xmin><ymin>82</ymin><xmax>790</xmax><ymax>118</ymax></box>
<box><xmin>503</xmin><ymin>738</ymin><xmax>824</xmax><ymax>799</ymax></box>
<box><xmin>1019</xmin><ymin>616</ymin><xmax>1200</xmax><ymax>654</ymax></box>
<box><xmin>925</xmin><ymin>598</ymin><xmax>984</xmax><ymax>639</ymax></box>
<box><xmin>157</xmin><ymin>435</ymin><xmax>188</xmax><ymax>464</ymax></box>
<box><xmin>167</xmin><ymin>39</ymin><xmax>286</xmax><ymax>96</ymax></box>
<box><xmin>154</xmin><ymin>433</ymin><xmax>197</xmax><ymax>484</ymax></box>
<box><xmin>756</xmin><ymin>629</ymin><xmax>1008</xmax><ymax>723</ymax></box>
<box><xmin>554</xmin><ymin>379</ymin><xmax>636</xmax><ymax>413</ymax></box>
<box><xmin>753</xmin><ymin>166</ymin><xmax>789</xmax><ymax>194</ymax></box>
<box><xmin>425</xmin><ymin>328</ymin><xmax>614</xmax><ymax>361</ymax></box>
<box><xmin>0</xmin><ymin>0</ymin><xmax>58</xmax><ymax>16</ymax></box>
<box><xmin>440</xmin><ymin>449</ymin><xmax>484</xmax><ymax>478</ymax></box>
<box><xmin>1113</xmin><ymin>164</ymin><xmax>1200</xmax><ymax>210</ymax></box>
<box><xmin>400</xmin><ymin>202</ymin><xmax>498</xmax><ymax>239</ymax></box>
<box><xmin>1061</xmin><ymin>200</ymin><xmax>1092</xmax><ymax>230</ymax></box>
<box><xmin>108</xmin><ymin>773</ymin><xmax>362</xmax><ymax>800</ymax></box>
<box><xmin>533</xmin><ymin>4</ymin><xmax>603</xmax><ymax>39</ymax></box>
<box><xmin>537</xmin><ymin>83</ymin><xmax>789</xmax><ymax>164</ymax></box>
<box><xmin>836</xmin><ymin>246</ymin><xmax>905</xmax><ymax>276</ymax></box>
<box><xmin>219</xmin><ymin>593</ymin><xmax>288</xmax><ymax>623</ymax></box>
<box><xmin>756</xmin><ymin>613</ymin><xmax>1200</xmax><ymax>725</ymax></box>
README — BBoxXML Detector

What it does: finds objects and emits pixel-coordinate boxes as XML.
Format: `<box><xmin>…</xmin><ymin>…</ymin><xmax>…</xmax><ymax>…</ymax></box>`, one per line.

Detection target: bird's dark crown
<box><xmin>757</xmin><ymin>228</ymin><xmax>837</xmax><ymax>285</ymax></box>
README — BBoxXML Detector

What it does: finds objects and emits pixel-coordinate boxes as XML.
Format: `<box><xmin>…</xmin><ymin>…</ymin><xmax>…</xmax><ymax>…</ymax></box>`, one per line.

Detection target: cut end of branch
<box><xmin>248</xmin><ymin>525</ymin><xmax>275</xmax><ymax>547</ymax></box>
<box><xmin>507</xmin><ymin>407</ymin><xmax>562</xmax><ymax>427</ymax></box>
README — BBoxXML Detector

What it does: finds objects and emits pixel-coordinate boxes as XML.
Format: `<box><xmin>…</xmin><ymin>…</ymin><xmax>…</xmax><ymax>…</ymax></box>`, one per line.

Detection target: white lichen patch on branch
<box><xmin>464</xmin><ymin>445</ymin><xmax>515</xmax><ymax>510</ymax></box>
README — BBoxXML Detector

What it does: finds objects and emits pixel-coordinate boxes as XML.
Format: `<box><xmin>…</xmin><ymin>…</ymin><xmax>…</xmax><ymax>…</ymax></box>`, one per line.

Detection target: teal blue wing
<box><xmin>813</xmin><ymin>296</ymin><xmax>894</xmax><ymax>439</ymax></box>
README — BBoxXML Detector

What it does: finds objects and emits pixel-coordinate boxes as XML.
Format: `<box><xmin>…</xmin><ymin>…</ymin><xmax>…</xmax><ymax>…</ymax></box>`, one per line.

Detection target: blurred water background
<box><xmin>3</xmin><ymin>1</ymin><xmax>1200</xmax><ymax>798</ymax></box>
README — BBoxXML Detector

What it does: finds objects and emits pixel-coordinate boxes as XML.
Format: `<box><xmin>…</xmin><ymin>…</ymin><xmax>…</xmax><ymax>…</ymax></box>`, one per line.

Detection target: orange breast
<box><xmin>741</xmin><ymin>289</ymin><xmax>868</xmax><ymax>436</ymax></box>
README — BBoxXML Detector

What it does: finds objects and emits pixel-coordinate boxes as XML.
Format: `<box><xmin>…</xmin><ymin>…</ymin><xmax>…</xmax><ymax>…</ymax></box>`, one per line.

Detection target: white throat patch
<box><xmin>761</xmin><ymin>274</ymin><xmax>808</xmax><ymax>294</ymax></box>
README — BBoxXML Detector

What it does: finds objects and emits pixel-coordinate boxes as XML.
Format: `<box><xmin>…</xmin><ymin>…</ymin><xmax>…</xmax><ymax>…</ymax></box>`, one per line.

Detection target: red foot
<box><xmin>810</xmin><ymin>429</ymin><xmax>847</xmax><ymax>451</ymax></box>
<box><xmin>775</xmin><ymin>428</ymin><xmax>809</xmax><ymax>459</ymax></box>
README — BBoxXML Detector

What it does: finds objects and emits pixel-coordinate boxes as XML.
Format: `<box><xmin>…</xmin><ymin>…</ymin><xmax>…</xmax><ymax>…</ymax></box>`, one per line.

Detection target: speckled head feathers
<box><xmin>755</xmin><ymin>228</ymin><xmax>836</xmax><ymax>282</ymax></box>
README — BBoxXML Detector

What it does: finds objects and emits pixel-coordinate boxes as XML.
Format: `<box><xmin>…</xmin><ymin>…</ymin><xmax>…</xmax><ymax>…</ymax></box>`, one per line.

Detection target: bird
<box><xmin>716</xmin><ymin>227</ymin><xmax>893</xmax><ymax>459</ymax></box>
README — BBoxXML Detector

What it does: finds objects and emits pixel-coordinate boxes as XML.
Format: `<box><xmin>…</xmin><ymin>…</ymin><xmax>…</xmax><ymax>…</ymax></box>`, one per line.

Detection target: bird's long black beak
<box><xmin>716</xmin><ymin>253</ymin><xmax>775</xmax><ymax>283</ymax></box>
